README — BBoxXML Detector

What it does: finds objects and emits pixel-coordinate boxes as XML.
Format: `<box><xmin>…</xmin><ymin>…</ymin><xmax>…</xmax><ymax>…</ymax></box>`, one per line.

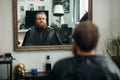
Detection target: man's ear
<box><xmin>72</xmin><ymin>41</ymin><xmax>76</xmax><ymax>47</ymax></box>
<box><xmin>73</xmin><ymin>41</ymin><xmax>81</xmax><ymax>52</ymax></box>
<box><xmin>72</xmin><ymin>41</ymin><xmax>80</xmax><ymax>56</ymax></box>
<box><xmin>72</xmin><ymin>41</ymin><xmax>77</xmax><ymax>47</ymax></box>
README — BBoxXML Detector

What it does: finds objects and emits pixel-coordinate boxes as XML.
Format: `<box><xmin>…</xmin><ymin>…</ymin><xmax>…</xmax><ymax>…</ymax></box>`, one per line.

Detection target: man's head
<box><xmin>72</xmin><ymin>21</ymin><xmax>99</xmax><ymax>54</ymax></box>
<box><xmin>35</xmin><ymin>12</ymin><xmax>47</xmax><ymax>28</ymax></box>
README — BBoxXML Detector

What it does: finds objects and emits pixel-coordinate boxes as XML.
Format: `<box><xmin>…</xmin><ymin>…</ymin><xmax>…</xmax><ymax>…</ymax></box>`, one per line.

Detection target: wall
<box><xmin>0</xmin><ymin>0</ymin><xmax>120</xmax><ymax>79</ymax></box>
<box><xmin>111</xmin><ymin>0</ymin><xmax>120</xmax><ymax>36</ymax></box>
<box><xmin>93</xmin><ymin>0</ymin><xmax>112</xmax><ymax>55</ymax></box>
<box><xmin>93</xmin><ymin>0</ymin><xmax>120</xmax><ymax>55</ymax></box>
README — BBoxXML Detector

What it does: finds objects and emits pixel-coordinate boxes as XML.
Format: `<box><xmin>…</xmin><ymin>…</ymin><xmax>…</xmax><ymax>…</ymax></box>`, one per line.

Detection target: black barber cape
<box><xmin>47</xmin><ymin>55</ymin><xmax>120</xmax><ymax>80</ymax></box>
<box><xmin>22</xmin><ymin>26</ymin><xmax>62</xmax><ymax>46</ymax></box>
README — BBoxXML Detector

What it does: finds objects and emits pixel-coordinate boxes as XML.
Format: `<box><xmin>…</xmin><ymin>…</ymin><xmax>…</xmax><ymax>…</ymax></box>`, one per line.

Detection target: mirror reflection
<box><xmin>22</xmin><ymin>11</ymin><xmax>68</xmax><ymax>46</ymax></box>
<box><xmin>13</xmin><ymin>0</ymin><xmax>92</xmax><ymax>51</ymax></box>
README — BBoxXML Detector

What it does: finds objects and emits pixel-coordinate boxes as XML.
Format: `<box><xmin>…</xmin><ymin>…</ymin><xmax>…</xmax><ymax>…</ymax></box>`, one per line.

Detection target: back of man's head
<box><xmin>72</xmin><ymin>21</ymin><xmax>99</xmax><ymax>52</ymax></box>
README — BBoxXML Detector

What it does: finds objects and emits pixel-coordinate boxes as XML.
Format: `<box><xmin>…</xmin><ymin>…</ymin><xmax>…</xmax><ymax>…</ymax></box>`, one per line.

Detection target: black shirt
<box><xmin>47</xmin><ymin>55</ymin><xmax>120</xmax><ymax>80</ymax></box>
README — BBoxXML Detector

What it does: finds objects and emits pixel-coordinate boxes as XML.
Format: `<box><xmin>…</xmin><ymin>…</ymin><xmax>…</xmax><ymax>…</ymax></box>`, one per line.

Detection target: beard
<box><xmin>36</xmin><ymin>22</ymin><xmax>47</xmax><ymax>28</ymax></box>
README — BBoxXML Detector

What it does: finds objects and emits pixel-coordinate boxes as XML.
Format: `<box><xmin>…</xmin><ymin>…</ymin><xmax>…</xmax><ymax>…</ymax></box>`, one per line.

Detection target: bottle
<box><xmin>45</xmin><ymin>55</ymin><xmax>51</xmax><ymax>72</ymax></box>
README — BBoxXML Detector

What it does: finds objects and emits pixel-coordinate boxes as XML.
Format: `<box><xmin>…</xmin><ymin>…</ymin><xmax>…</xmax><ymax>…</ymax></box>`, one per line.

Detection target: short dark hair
<box><xmin>72</xmin><ymin>21</ymin><xmax>99</xmax><ymax>52</ymax></box>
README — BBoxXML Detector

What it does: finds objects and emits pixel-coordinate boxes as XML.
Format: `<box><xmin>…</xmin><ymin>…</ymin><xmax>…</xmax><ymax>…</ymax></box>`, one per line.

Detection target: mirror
<box><xmin>13</xmin><ymin>0</ymin><xmax>92</xmax><ymax>51</ymax></box>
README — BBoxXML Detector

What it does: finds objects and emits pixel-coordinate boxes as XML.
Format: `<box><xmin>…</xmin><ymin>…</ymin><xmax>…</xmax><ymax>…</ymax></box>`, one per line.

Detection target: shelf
<box><xmin>0</xmin><ymin>56</ymin><xmax>13</xmax><ymax>80</ymax></box>
<box><xmin>18</xmin><ymin>29</ymin><xmax>29</xmax><ymax>33</ymax></box>
<box><xmin>15</xmin><ymin>71</ymin><xmax>49</xmax><ymax>80</ymax></box>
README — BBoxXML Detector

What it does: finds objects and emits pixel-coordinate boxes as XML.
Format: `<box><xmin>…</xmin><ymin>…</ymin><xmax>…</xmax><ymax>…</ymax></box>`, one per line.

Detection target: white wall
<box><xmin>93</xmin><ymin>0</ymin><xmax>120</xmax><ymax>55</ymax></box>
<box><xmin>93</xmin><ymin>0</ymin><xmax>112</xmax><ymax>55</ymax></box>
<box><xmin>0</xmin><ymin>0</ymin><xmax>120</xmax><ymax>79</ymax></box>
<box><xmin>111</xmin><ymin>0</ymin><xmax>120</xmax><ymax>36</ymax></box>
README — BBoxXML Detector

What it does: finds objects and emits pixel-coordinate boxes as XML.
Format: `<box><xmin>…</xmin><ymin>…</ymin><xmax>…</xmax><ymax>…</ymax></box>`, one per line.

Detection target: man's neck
<box><xmin>76</xmin><ymin>47</ymin><xmax>96</xmax><ymax>56</ymax></box>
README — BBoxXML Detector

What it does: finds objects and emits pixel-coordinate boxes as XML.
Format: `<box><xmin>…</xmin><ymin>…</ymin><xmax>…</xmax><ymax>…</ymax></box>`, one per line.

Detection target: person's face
<box><xmin>35</xmin><ymin>14</ymin><xmax>47</xmax><ymax>28</ymax></box>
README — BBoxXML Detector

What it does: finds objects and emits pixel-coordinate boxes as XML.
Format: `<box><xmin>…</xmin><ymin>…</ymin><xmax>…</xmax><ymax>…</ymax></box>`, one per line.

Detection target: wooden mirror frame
<box><xmin>13</xmin><ymin>0</ymin><xmax>92</xmax><ymax>51</ymax></box>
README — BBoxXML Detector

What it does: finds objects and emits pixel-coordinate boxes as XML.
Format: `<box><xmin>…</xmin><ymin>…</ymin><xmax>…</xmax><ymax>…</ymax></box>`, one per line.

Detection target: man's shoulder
<box><xmin>92</xmin><ymin>55</ymin><xmax>114</xmax><ymax>65</ymax></box>
<box><xmin>89</xmin><ymin>55</ymin><xmax>120</xmax><ymax>73</ymax></box>
<box><xmin>26</xmin><ymin>26</ymin><xmax>37</xmax><ymax>33</ymax></box>
<box><xmin>54</xmin><ymin>57</ymin><xmax>74</xmax><ymax>67</ymax></box>
<box><xmin>26</xmin><ymin>26</ymin><xmax>35</xmax><ymax>31</ymax></box>
<box><xmin>46</xmin><ymin>27</ymin><xmax>54</xmax><ymax>31</ymax></box>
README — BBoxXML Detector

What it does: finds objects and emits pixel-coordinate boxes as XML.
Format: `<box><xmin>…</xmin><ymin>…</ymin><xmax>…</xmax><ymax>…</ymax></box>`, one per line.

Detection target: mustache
<box><xmin>40</xmin><ymin>21</ymin><xmax>44</xmax><ymax>23</ymax></box>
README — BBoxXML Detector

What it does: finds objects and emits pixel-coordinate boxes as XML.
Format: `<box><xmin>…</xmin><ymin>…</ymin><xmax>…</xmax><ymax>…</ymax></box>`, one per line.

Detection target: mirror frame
<box><xmin>13</xmin><ymin>0</ymin><xmax>92</xmax><ymax>51</ymax></box>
